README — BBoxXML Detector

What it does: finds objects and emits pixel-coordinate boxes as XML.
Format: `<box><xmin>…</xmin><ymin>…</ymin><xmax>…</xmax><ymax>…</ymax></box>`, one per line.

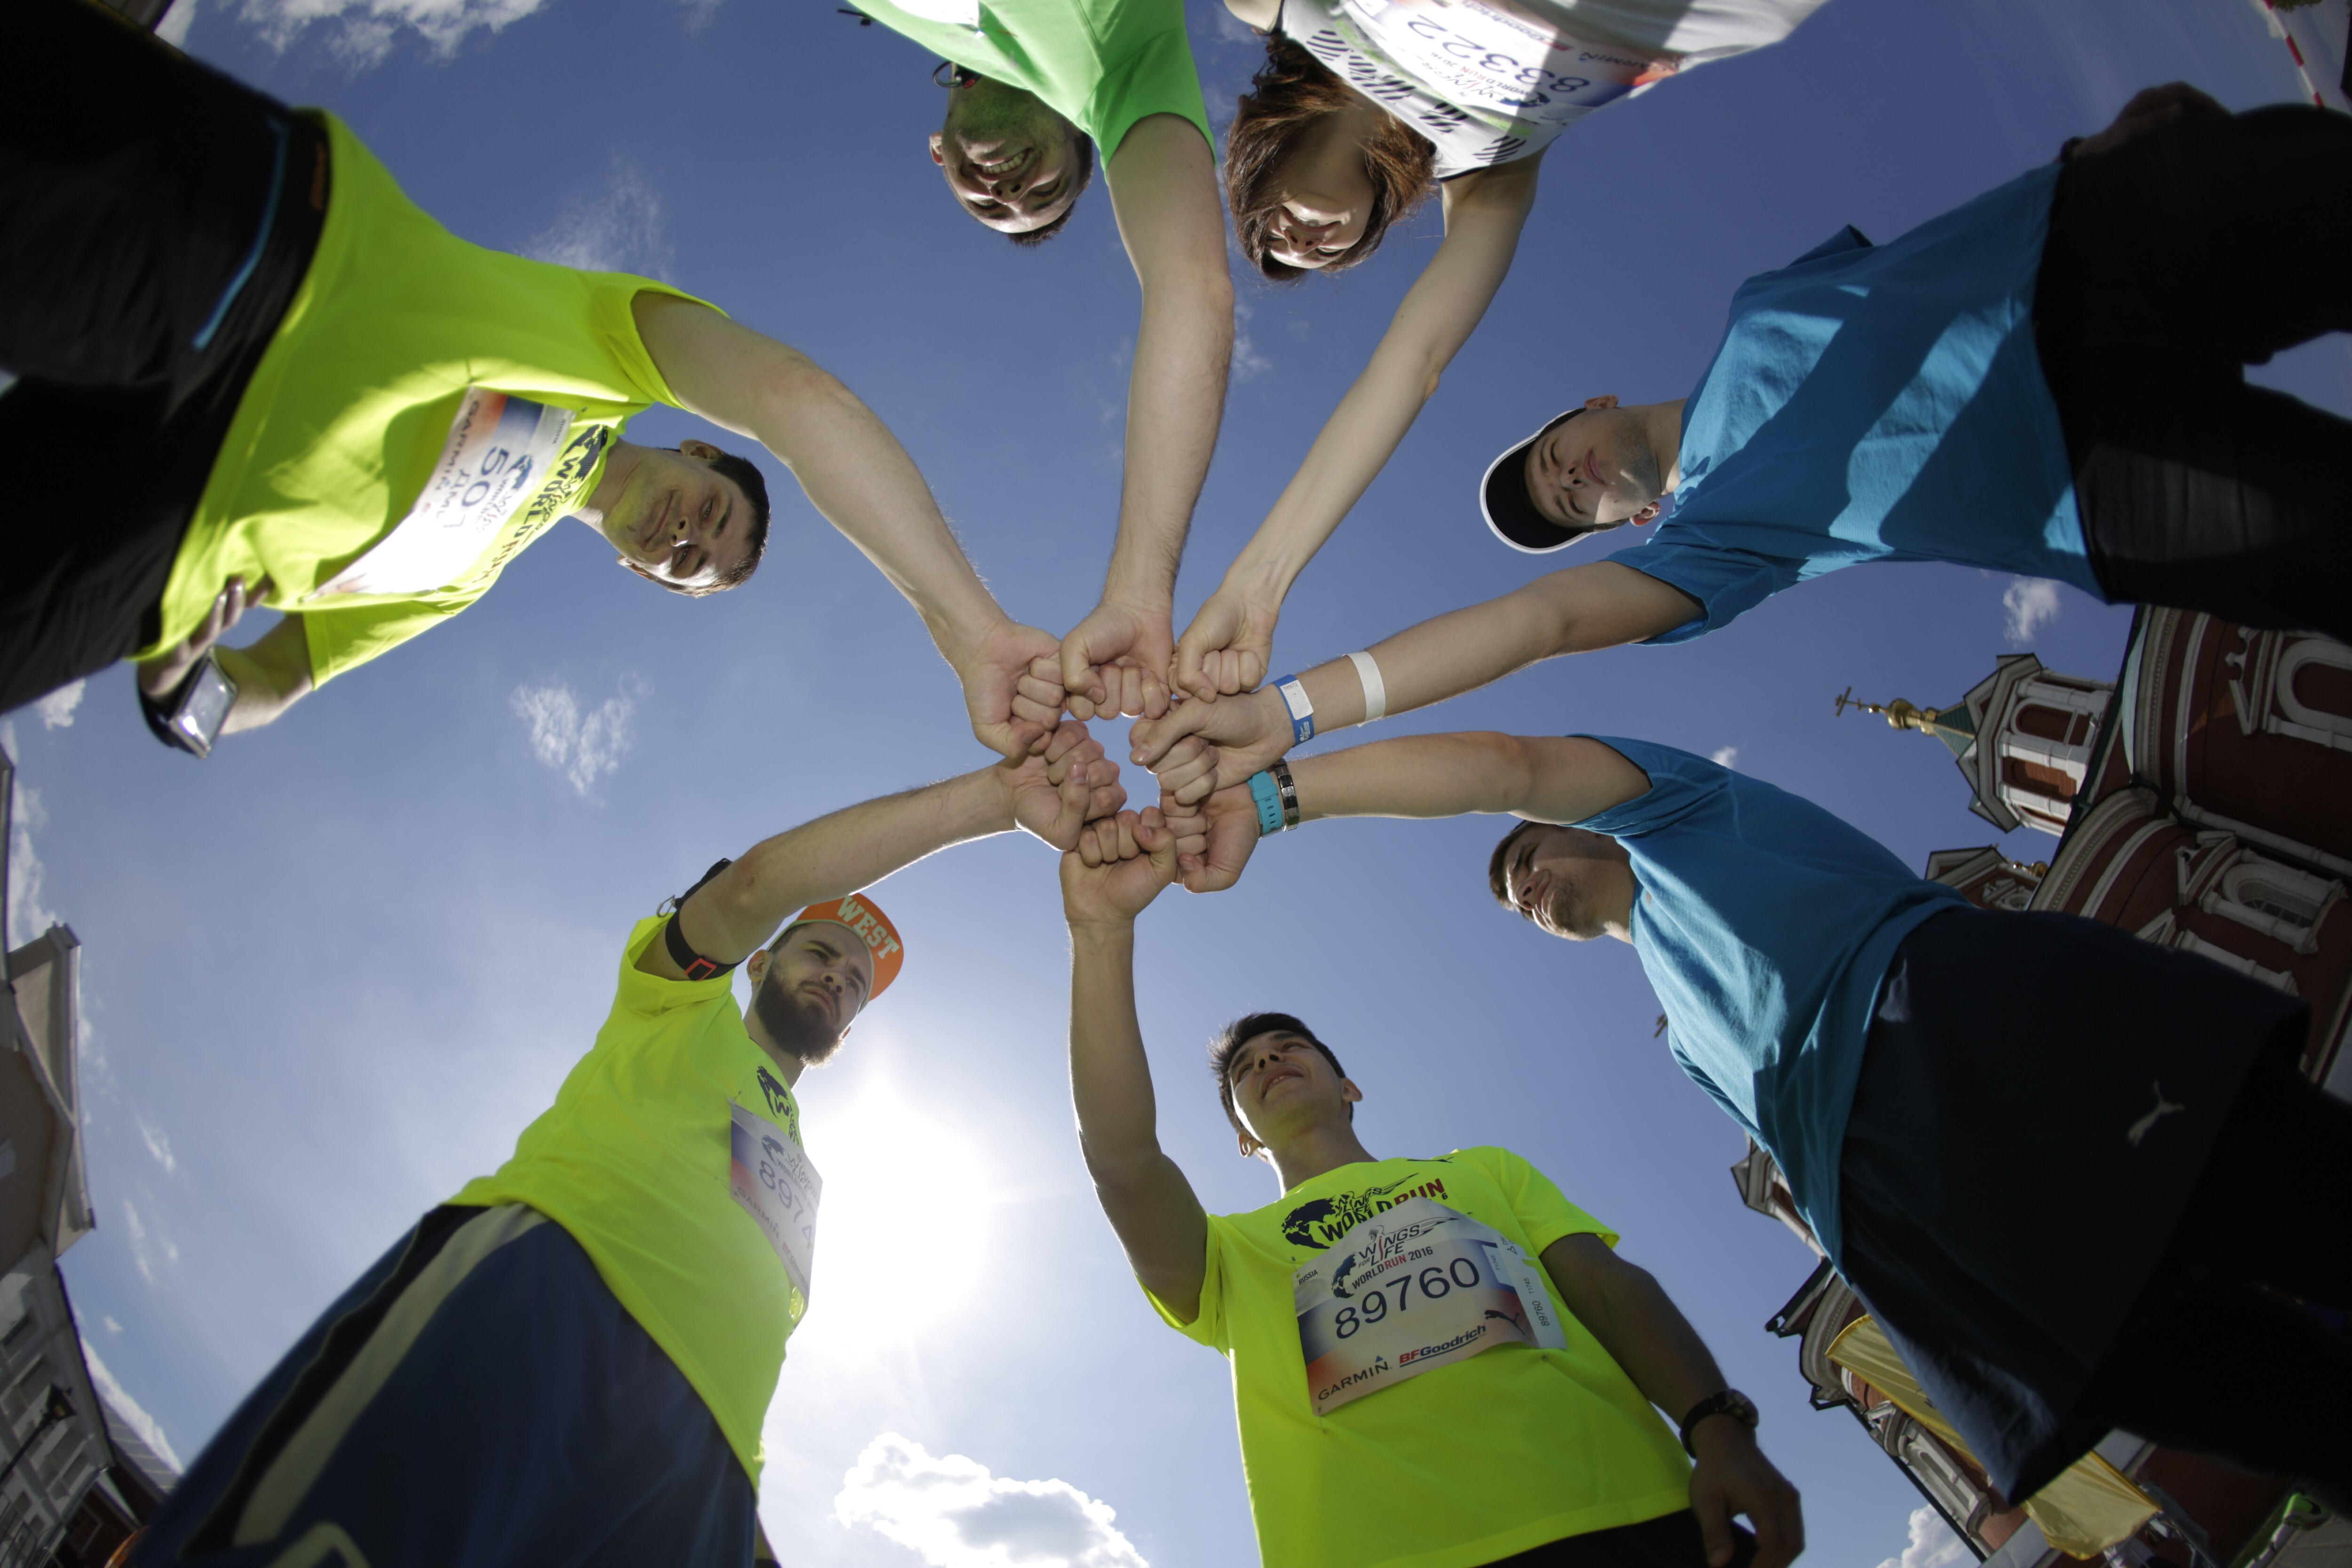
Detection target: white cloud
<box><xmin>119</xmin><ymin>1199</ymin><xmax>178</xmax><ymax>1286</ymax></box>
<box><xmin>4</xmin><ymin>733</ymin><xmax>61</xmax><ymax>950</ymax></box>
<box><xmin>154</xmin><ymin>0</ymin><xmax>197</xmax><ymax>44</ymax></box>
<box><xmin>79</xmin><ymin>1345</ymin><xmax>183</xmax><ymax>1472</ymax></box>
<box><xmin>511</xmin><ymin>675</ymin><xmax>646</xmax><ymax>797</ymax></box>
<box><xmin>2002</xmin><ymin>576</ymin><xmax>2062</xmax><ymax>646</ymax></box>
<box><xmin>233</xmin><ymin>0</ymin><xmax>558</xmax><ymax>66</ymax></box>
<box><xmin>524</xmin><ymin>161</ymin><xmax>673</xmax><ymax>280</ymax></box>
<box><xmin>137</xmin><ymin>1118</ymin><xmax>177</xmax><ymax>1176</ymax></box>
<box><xmin>1877</xmin><ymin>1505</ymin><xmax>1971</xmax><ymax>1568</ymax></box>
<box><xmin>1709</xmin><ymin>746</ymin><xmax>1740</xmax><ymax>768</ymax></box>
<box><xmin>34</xmin><ymin>681</ymin><xmax>85</xmax><ymax>731</ymax></box>
<box><xmin>836</xmin><ymin>1433</ymin><xmax>1149</xmax><ymax>1568</ymax></box>
<box><xmin>102</xmin><ymin>1317</ymin><xmax>121</xmax><ymax>1335</ymax></box>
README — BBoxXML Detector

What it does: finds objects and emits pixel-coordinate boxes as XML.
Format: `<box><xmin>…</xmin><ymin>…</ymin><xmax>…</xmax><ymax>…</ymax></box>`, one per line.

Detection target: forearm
<box><xmin>1287</xmin><ymin>732</ymin><xmax>1536</xmax><ymax>823</ymax></box>
<box><xmin>1067</xmin><ymin>918</ymin><xmax>1208</xmax><ymax>1307</ymax></box>
<box><xmin>1220</xmin><ymin>175</ymin><xmax>1530</xmax><ymax>607</ymax></box>
<box><xmin>694</xmin><ymin>765</ymin><xmax>1012</xmax><ymax>960</ymax></box>
<box><xmin>1107</xmin><ymin>276</ymin><xmax>1231</xmax><ymax>607</ymax></box>
<box><xmin>215</xmin><ymin>618</ymin><xmax>314</xmax><ymax>734</ymax></box>
<box><xmin>634</xmin><ymin>296</ymin><xmax>1009</xmax><ymax>662</ymax></box>
<box><xmin>753</xmin><ymin>364</ymin><xmax>1008</xmax><ymax>661</ymax></box>
<box><xmin>1266</xmin><ymin>579</ymin><xmax>1568</xmax><ymax>738</ymax></box>
<box><xmin>1570</xmin><ymin>1263</ymin><xmax>1729</xmax><ymax>1424</ymax></box>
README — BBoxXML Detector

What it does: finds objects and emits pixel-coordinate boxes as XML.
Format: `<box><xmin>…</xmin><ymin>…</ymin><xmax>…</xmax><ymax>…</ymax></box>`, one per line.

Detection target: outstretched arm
<box><xmin>1136</xmin><ymin>562</ymin><xmax>1699</xmax><ymax>802</ymax></box>
<box><xmin>641</xmin><ymin>725</ymin><xmax>1122</xmax><ymax>979</ymax></box>
<box><xmin>1165</xmin><ymin>732</ymin><xmax>1652</xmax><ymax>893</ymax></box>
<box><xmin>1059</xmin><ymin>115</ymin><xmax>1235</xmax><ymax>721</ymax></box>
<box><xmin>1171</xmin><ymin>161</ymin><xmax>1540</xmax><ymax>701</ymax></box>
<box><xmin>634</xmin><ymin>293</ymin><xmax>1061</xmax><ymax>757</ymax></box>
<box><xmin>1543</xmin><ymin>1236</ymin><xmax>1804</xmax><ymax>1568</ymax></box>
<box><xmin>1062</xmin><ymin>809</ymin><xmax>1213</xmax><ymax>1319</ymax></box>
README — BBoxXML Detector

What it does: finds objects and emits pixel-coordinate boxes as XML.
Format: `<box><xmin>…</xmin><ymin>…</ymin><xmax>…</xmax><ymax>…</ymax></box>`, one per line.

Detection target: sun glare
<box><xmin>796</xmin><ymin>1079</ymin><xmax>989</xmax><ymax>1346</ymax></box>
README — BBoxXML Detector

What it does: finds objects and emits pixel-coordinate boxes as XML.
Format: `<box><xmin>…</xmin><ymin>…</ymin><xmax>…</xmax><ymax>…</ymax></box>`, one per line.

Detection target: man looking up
<box><xmin>128</xmin><ymin>724</ymin><xmax>1123</xmax><ymax>1567</ymax></box>
<box><xmin>1166</xmin><ymin>732</ymin><xmax>2352</xmax><ymax>1519</ymax></box>
<box><xmin>1137</xmin><ymin>83</ymin><xmax>2351</xmax><ymax>781</ymax></box>
<box><xmin>844</xmin><ymin>0</ymin><xmax>1234</xmax><ymax>721</ymax></box>
<box><xmin>4</xmin><ymin>0</ymin><xmax>1060</xmax><ymax>762</ymax></box>
<box><xmin>1056</xmin><ymin>806</ymin><xmax>1803</xmax><ymax>1568</ymax></box>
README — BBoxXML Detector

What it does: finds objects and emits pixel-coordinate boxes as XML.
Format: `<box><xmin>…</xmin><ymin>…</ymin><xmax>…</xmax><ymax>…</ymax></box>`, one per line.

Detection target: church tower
<box><xmin>1836</xmin><ymin>653</ymin><xmax>2114</xmax><ymax>836</ymax></box>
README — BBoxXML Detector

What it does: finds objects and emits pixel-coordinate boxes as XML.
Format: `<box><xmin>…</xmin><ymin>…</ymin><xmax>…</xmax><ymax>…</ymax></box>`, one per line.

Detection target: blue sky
<box><xmin>9</xmin><ymin>0</ymin><xmax>2348</xmax><ymax>1564</ymax></box>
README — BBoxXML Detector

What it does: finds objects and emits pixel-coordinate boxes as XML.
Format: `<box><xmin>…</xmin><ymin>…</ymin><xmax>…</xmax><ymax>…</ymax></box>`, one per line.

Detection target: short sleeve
<box><xmin>1142</xmin><ymin>1213</ymin><xmax>1229</xmax><ymax>1351</ymax></box>
<box><xmin>1572</xmin><ymin>738</ymin><xmax>1730</xmax><ymax>838</ymax></box>
<box><xmin>1474</xmin><ymin>1147</ymin><xmax>1617</xmax><ymax>1257</ymax></box>
<box><xmin>612</xmin><ymin>915</ymin><xmax>739</xmax><ymax>1019</ymax></box>
<box><xmin>1605</xmin><ymin>537</ymin><xmax>1803</xmax><ymax>644</ymax></box>
<box><xmin>1086</xmin><ymin>24</ymin><xmax>1212</xmax><ymax>157</ymax></box>
<box><xmin>301</xmin><ymin>597</ymin><xmax>469</xmax><ymax>687</ymax></box>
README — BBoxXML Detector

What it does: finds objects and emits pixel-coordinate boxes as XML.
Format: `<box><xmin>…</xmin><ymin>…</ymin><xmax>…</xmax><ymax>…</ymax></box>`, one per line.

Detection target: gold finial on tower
<box><xmin>1834</xmin><ymin>686</ymin><xmax>1947</xmax><ymax>733</ymax></box>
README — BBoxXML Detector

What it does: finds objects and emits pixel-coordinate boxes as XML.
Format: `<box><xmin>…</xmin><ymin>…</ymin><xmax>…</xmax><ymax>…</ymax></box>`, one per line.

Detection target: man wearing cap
<box><xmin>130</xmin><ymin>725</ymin><xmax>1123</xmax><ymax>1568</ymax></box>
<box><xmin>842</xmin><ymin>0</ymin><xmax>1233</xmax><ymax>723</ymax></box>
<box><xmin>1056</xmin><ymin>804</ymin><xmax>1803</xmax><ymax>1568</ymax></box>
<box><xmin>1135</xmin><ymin>83</ymin><xmax>2351</xmax><ymax>790</ymax></box>
<box><xmin>5</xmin><ymin>0</ymin><xmax>1061</xmax><ymax>764</ymax></box>
<box><xmin>1155</xmin><ymin>729</ymin><xmax>2352</xmax><ymax>1520</ymax></box>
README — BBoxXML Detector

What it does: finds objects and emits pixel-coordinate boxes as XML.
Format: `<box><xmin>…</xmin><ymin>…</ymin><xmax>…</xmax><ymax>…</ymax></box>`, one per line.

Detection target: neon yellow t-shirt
<box><xmin>452</xmin><ymin>917</ymin><xmax>808</xmax><ymax>1483</ymax></box>
<box><xmin>146</xmin><ymin>113</ymin><xmax>719</xmax><ymax>687</ymax></box>
<box><xmin>852</xmin><ymin>0</ymin><xmax>1212</xmax><ymax>158</ymax></box>
<box><xmin>1149</xmin><ymin>1148</ymin><xmax>1692</xmax><ymax>1568</ymax></box>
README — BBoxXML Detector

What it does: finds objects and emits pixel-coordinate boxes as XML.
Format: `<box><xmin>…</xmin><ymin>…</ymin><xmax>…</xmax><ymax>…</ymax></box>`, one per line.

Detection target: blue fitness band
<box><xmin>1247</xmin><ymin>771</ymin><xmax>1285</xmax><ymax>838</ymax></box>
<box><xmin>1274</xmin><ymin>674</ymin><xmax>1315</xmax><ymax>746</ymax></box>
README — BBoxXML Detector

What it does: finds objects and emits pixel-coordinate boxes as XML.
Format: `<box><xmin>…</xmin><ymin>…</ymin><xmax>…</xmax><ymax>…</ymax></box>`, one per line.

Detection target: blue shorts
<box><xmin>134</xmin><ymin>1205</ymin><xmax>757</xmax><ymax>1568</ymax></box>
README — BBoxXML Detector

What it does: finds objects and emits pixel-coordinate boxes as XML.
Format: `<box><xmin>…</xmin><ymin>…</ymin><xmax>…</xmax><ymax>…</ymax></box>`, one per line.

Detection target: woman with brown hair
<box><xmin>1167</xmin><ymin>0</ymin><xmax>1827</xmax><ymax>700</ymax></box>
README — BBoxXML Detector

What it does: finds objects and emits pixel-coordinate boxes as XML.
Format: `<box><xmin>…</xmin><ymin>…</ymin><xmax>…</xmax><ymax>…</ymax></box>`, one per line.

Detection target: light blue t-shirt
<box><xmin>1611</xmin><ymin>163</ymin><xmax>2099</xmax><ymax>643</ymax></box>
<box><xmin>1571</xmin><ymin>739</ymin><xmax>1967</xmax><ymax>1259</ymax></box>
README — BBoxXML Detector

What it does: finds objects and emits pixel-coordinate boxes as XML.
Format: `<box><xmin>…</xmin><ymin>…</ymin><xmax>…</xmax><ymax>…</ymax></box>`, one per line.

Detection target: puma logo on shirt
<box><xmin>2126</xmin><ymin>1081</ymin><xmax>2186</xmax><ymax>1146</ymax></box>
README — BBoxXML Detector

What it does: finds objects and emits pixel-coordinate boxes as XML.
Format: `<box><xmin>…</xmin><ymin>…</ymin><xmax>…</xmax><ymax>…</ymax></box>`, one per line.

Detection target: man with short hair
<box><xmin>4</xmin><ymin>0</ymin><xmax>1060</xmax><ymax>763</ymax></box>
<box><xmin>844</xmin><ymin>0</ymin><xmax>1235</xmax><ymax>722</ymax></box>
<box><xmin>1056</xmin><ymin>805</ymin><xmax>1804</xmax><ymax>1568</ymax></box>
<box><xmin>1163</xmin><ymin>730</ymin><xmax>2352</xmax><ymax>1517</ymax></box>
<box><xmin>1134</xmin><ymin>84</ymin><xmax>2352</xmax><ymax>793</ymax></box>
<box><xmin>130</xmin><ymin>724</ymin><xmax>1124</xmax><ymax>1567</ymax></box>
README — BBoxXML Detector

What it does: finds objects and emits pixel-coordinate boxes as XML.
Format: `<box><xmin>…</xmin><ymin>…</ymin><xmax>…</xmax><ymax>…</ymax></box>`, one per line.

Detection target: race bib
<box><xmin>729</xmin><ymin>1100</ymin><xmax>823</xmax><ymax>1301</ymax></box>
<box><xmin>1293</xmin><ymin>1196</ymin><xmax>1567</xmax><ymax>1416</ymax></box>
<box><xmin>306</xmin><ymin>388</ymin><xmax>574</xmax><ymax>600</ymax></box>
<box><xmin>1335</xmin><ymin>0</ymin><xmax>1671</xmax><ymax>126</ymax></box>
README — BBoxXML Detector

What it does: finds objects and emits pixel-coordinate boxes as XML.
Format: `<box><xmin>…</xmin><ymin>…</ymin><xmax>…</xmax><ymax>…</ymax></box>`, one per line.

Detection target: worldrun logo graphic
<box><xmin>1281</xmin><ymin>1171</ymin><xmax>1452</xmax><ymax>1250</ymax></box>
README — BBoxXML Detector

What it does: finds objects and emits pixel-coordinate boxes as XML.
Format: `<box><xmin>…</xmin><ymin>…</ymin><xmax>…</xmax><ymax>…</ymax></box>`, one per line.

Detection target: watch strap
<box><xmin>662</xmin><ymin>859</ymin><xmax>740</xmax><ymax>981</ymax></box>
<box><xmin>1677</xmin><ymin>1390</ymin><xmax>1757</xmax><ymax>1457</ymax></box>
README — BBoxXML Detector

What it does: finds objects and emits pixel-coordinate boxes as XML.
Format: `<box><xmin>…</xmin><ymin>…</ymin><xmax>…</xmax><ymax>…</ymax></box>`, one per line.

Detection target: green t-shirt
<box><xmin>852</xmin><ymin>0</ymin><xmax>1212</xmax><ymax>157</ymax></box>
<box><xmin>452</xmin><ymin>917</ymin><xmax>810</xmax><ymax>1483</ymax></box>
<box><xmin>149</xmin><ymin>112</ymin><xmax>718</xmax><ymax>688</ymax></box>
<box><xmin>1150</xmin><ymin>1148</ymin><xmax>1692</xmax><ymax>1568</ymax></box>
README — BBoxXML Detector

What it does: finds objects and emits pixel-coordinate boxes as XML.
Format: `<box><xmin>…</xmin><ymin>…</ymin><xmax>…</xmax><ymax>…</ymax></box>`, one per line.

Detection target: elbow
<box><xmin>1485</xmin><ymin>733</ymin><xmax>1543</xmax><ymax>814</ymax></box>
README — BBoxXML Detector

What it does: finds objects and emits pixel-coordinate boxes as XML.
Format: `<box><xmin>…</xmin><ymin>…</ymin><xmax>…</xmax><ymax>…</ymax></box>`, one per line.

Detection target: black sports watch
<box><xmin>140</xmin><ymin>647</ymin><xmax>239</xmax><ymax>758</ymax></box>
<box><xmin>1678</xmin><ymin>1389</ymin><xmax>1759</xmax><ymax>1457</ymax></box>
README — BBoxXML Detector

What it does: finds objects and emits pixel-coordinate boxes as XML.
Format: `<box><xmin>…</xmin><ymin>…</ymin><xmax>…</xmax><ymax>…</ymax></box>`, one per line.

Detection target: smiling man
<box><xmin>1056</xmin><ymin>805</ymin><xmax>1803</xmax><ymax>1568</ymax></box>
<box><xmin>1131</xmin><ymin>83</ymin><xmax>2352</xmax><ymax>798</ymax></box>
<box><xmin>844</xmin><ymin>0</ymin><xmax>1234</xmax><ymax>725</ymax></box>
<box><xmin>4</xmin><ymin>0</ymin><xmax>1064</xmax><ymax>763</ymax></box>
<box><xmin>1166</xmin><ymin>729</ymin><xmax>2352</xmax><ymax>1523</ymax></box>
<box><xmin>130</xmin><ymin>725</ymin><xmax>1123</xmax><ymax>1568</ymax></box>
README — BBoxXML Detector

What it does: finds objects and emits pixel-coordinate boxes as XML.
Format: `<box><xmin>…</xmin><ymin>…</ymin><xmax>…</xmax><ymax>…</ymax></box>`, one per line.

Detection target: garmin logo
<box><xmin>1317</xmin><ymin>1356</ymin><xmax>1391</xmax><ymax>1403</ymax></box>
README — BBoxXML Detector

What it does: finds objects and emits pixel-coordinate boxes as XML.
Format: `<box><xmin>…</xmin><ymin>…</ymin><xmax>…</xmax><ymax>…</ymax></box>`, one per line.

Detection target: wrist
<box><xmin>1220</xmin><ymin>553</ymin><xmax>1293</xmax><ymax>612</ymax></box>
<box><xmin>1066</xmin><ymin>914</ymin><xmax>1138</xmax><ymax>943</ymax></box>
<box><xmin>1678</xmin><ymin>1390</ymin><xmax>1759</xmax><ymax>1458</ymax></box>
<box><xmin>939</xmin><ymin>609</ymin><xmax>1015</xmax><ymax>676</ymax></box>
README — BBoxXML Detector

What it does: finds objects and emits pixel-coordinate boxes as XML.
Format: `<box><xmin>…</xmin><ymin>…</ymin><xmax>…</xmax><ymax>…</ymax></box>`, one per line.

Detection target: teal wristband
<box><xmin>1247</xmin><ymin>771</ymin><xmax>1284</xmax><ymax>837</ymax></box>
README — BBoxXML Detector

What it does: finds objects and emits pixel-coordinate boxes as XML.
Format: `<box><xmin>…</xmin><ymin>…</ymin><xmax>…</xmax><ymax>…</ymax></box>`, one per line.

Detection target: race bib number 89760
<box><xmin>1293</xmin><ymin>1196</ymin><xmax>1567</xmax><ymax>1416</ymax></box>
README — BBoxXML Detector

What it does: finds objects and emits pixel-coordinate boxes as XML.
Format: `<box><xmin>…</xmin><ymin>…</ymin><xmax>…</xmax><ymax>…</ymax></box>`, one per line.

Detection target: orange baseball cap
<box><xmin>789</xmin><ymin>892</ymin><xmax>905</xmax><ymax>999</ymax></box>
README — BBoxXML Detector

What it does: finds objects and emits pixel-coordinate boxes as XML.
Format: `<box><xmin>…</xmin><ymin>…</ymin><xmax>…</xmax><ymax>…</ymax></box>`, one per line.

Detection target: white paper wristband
<box><xmin>1347</xmin><ymin>650</ymin><xmax>1387</xmax><ymax>724</ymax></box>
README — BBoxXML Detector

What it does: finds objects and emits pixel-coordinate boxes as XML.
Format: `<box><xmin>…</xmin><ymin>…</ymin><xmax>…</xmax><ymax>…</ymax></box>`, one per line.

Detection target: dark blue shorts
<box><xmin>133</xmin><ymin>1205</ymin><xmax>756</xmax><ymax>1568</ymax></box>
<box><xmin>1835</xmin><ymin>906</ymin><xmax>2307</xmax><ymax>1501</ymax></box>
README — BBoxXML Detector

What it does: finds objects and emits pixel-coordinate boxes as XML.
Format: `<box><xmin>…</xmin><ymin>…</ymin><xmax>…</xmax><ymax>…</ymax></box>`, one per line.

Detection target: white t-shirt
<box><xmin>1280</xmin><ymin>0</ymin><xmax>1827</xmax><ymax>176</ymax></box>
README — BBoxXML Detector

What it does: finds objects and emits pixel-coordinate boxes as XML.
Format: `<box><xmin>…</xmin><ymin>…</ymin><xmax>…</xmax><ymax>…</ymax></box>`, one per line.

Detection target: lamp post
<box><xmin>0</xmin><ymin>1386</ymin><xmax>75</xmax><ymax>1496</ymax></box>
